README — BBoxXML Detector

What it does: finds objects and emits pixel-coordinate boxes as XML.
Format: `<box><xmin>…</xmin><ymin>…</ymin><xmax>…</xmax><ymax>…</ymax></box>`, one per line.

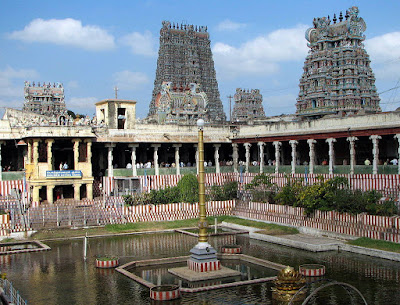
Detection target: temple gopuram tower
<box><xmin>148</xmin><ymin>21</ymin><xmax>226</xmax><ymax>123</ymax></box>
<box><xmin>232</xmin><ymin>88</ymin><xmax>266</xmax><ymax>123</ymax></box>
<box><xmin>23</xmin><ymin>81</ymin><xmax>67</xmax><ymax>117</ymax></box>
<box><xmin>296</xmin><ymin>7</ymin><xmax>381</xmax><ymax>117</ymax></box>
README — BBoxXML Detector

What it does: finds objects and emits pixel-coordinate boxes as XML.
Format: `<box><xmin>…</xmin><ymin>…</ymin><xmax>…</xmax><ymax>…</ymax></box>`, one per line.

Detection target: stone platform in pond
<box><xmin>169</xmin><ymin>265</ymin><xmax>240</xmax><ymax>282</ymax></box>
<box><xmin>0</xmin><ymin>240</ymin><xmax>50</xmax><ymax>255</ymax></box>
<box><xmin>116</xmin><ymin>253</ymin><xmax>286</xmax><ymax>293</ymax></box>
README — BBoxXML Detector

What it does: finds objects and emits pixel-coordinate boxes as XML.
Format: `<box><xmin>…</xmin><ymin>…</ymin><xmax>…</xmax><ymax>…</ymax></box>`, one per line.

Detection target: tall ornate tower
<box><xmin>232</xmin><ymin>88</ymin><xmax>266</xmax><ymax>123</ymax></box>
<box><xmin>296</xmin><ymin>7</ymin><xmax>381</xmax><ymax>117</ymax></box>
<box><xmin>148</xmin><ymin>21</ymin><xmax>226</xmax><ymax>123</ymax></box>
<box><xmin>23</xmin><ymin>81</ymin><xmax>67</xmax><ymax>117</ymax></box>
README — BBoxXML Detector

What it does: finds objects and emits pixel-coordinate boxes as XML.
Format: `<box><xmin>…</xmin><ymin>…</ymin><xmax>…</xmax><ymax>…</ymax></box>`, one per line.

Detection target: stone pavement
<box><xmin>222</xmin><ymin>222</ymin><xmax>400</xmax><ymax>262</ymax></box>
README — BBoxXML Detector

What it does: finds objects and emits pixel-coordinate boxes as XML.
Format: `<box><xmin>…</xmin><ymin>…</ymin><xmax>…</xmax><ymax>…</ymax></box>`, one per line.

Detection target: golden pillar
<box><xmin>197</xmin><ymin>119</ymin><xmax>208</xmax><ymax>243</ymax></box>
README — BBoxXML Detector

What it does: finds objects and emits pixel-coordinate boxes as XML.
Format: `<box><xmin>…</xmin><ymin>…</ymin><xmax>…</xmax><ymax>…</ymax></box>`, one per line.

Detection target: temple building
<box><xmin>148</xmin><ymin>21</ymin><xmax>226</xmax><ymax>124</ymax></box>
<box><xmin>296</xmin><ymin>7</ymin><xmax>381</xmax><ymax>117</ymax></box>
<box><xmin>148</xmin><ymin>82</ymin><xmax>208</xmax><ymax>124</ymax></box>
<box><xmin>23</xmin><ymin>81</ymin><xmax>67</xmax><ymax>117</ymax></box>
<box><xmin>0</xmin><ymin>7</ymin><xmax>399</xmax><ymax>206</ymax></box>
<box><xmin>232</xmin><ymin>88</ymin><xmax>266</xmax><ymax>123</ymax></box>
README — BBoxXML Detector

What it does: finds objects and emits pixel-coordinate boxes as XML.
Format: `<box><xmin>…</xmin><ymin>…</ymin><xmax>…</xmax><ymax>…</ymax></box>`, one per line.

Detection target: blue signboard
<box><xmin>46</xmin><ymin>170</ymin><xmax>82</xmax><ymax>179</ymax></box>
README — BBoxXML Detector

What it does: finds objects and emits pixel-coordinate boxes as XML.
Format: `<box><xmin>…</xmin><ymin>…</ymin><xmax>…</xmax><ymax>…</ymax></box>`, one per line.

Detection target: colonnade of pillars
<box><xmin>27</xmin><ymin>138</ymin><xmax>93</xmax><ymax>203</ymax></box>
<box><xmin>237</xmin><ymin>134</ymin><xmax>400</xmax><ymax>175</ymax></box>
<box><xmin>106</xmin><ymin>143</ymin><xmax>226</xmax><ymax>177</ymax></box>
<box><xmin>105</xmin><ymin>134</ymin><xmax>400</xmax><ymax>177</ymax></box>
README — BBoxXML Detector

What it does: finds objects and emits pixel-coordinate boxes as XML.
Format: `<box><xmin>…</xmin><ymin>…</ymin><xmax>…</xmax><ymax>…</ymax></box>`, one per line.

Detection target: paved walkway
<box><xmin>222</xmin><ymin>222</ymin><xmax>400</xmax><ymax>262</ymax></box>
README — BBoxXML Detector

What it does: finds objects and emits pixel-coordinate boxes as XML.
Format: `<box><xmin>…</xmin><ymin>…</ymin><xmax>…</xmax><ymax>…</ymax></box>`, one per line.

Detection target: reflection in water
<box><xmin>0</xmin><ymin>232</ymin><xmax>398</xmax><ymax>304</ymax></box>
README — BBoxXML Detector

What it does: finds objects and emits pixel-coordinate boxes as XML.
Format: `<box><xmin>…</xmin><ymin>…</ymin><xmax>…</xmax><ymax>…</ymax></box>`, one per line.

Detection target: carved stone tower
<box><xmin>296</xmin><ymin>7</ymin><xmax>381</xmax><ymax>117</ymax></box>
<box><xmin>232</xmin><ymin>88</ymin><xmax>266</xmax><ymax>123</ymax></box>
<box><xmin>148</xmin><ymin>21</ymin><xmax>226</xmax><ymax>123</ymax></box>
<box><xmin>23</xmin><ymin>81</ymin><xmax>67</xmax><ymax>117</ymax></box>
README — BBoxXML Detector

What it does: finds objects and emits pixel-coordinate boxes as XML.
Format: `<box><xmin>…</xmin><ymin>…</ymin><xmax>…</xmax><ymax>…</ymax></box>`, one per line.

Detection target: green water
<box><xmin>1</xmin><ymin>232</ymin><xmax>399</xmax><ymax>304</ymax></box>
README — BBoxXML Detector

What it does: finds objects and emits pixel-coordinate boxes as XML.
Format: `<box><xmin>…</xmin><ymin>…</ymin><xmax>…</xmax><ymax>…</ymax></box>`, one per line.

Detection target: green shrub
<box><xmin>176</xmin><ymin>174</ymin><xmax>199</xmax><ymax>203</ymax></box>
<box><xmin>209</xmin><ymin>181</ymin><xmax>238</xmax><ymax>201</ymax></box>
<box><xmin>274</xmin><ymin>175</ymin><xmax>304</xmax><ymax>206</ymax></box>
<box><xmin>245</xmin><ymin>173</ymin><xmax>275</xmax><ymax>190</ymax></box>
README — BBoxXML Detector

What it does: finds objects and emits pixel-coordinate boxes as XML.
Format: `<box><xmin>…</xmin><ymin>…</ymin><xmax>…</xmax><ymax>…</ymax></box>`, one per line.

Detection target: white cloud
<box><xmin>66</xmin><ymin>80</ymin><xmax>79</xmax><ymax>89</ymax></box>
<box><xmin>68</xmin><ymin>97</ymin><xmax>98</xmax><ymax>109</ymax></box>
<box><xmin>0</xmin><ymin>66</ymin><xmax>39</xmax><ymax>98</ymax></box>
<box><xmin>120</xmin><ymin>31</ymin><xmax>156</xmax><ymax>56</ymax></box>
<box><xmin>264</xmin><ymin>93</ymin><xmax>297</xmax><ymax>115</ymax></box>
<box><xmin>212</xmin><ymin>24</ymin><xmax>308</xmax><ymax>79</ymax></box>
<box><xmin>8</xmin><ymin>18</ymin><xmax>115</xmax><ymax>51</ymax></box>
<box><xmin>216</xmin><ymin>19</ymin><xmax>246</xmax><ymax>31</ymax></box>
<box><xmin>365</xmin><ymin>32</ymin><xmax>400</xmax><ymax>81</ymax></box>
<box><xmin>113</xmin><ymin>70</ymin><xmax>149</xmax><ymax>90</ymax></box>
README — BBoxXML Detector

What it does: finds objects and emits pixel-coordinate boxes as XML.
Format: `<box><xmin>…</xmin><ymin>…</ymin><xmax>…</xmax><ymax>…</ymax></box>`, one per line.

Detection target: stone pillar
<box><xmin>47</xmin><ymin>185</ymin><xmax>54</xmax><ymax>204</ymax></box>
<box><xmin>173</xmin><ymin>144</ymin><xmax>182</xmax><ymax>175</ymax></box>
<box><xmin>370</xmin><ymin>135</ymin><xmax>381</xmax><ymax>175</ymax></box>
<box><xmin>395</xmin><ymin>134</ymin><xmax>400</xmax><ymax>174</ymax></box>
<box><xmin>326</xmin><ymin>138</ymin><xmax>337</xmax><ymax>175</ymax></box>
<box><xmin>214</xmin><ymin>144</ymin><xmax>221</xmax><ymax>174</ymax></box>
<box><xmin>152</xmin><ymin>144</ymin><xmax>161</xmax><ymax>175</ymax></box>
<box><xmin>232</xmin><ymin>143</ymin><xmax>238</xmax><ymax>173</ymax></box>
<box><xmin>129</xmin><ymin>144</ymin><xmax>139</xmax><ymax>176</ymax></box>
<box><xmin>307</xmin><ymin>139</ymin><xmax>317</xmax><ymax>174</ymax></box>
<box><xmin>244</xmin><ymin>143</ymin><xmax>251</xmax><ymax>173</ymax></box>
<box><xmin>87</xmin><ymin>183</ymin><xmax>93</xmax><ymax>200</ymax></box>
<box><xmin>194</xmin><ymin>144</ymin><xmax>199</xmax><ymax>175</ymax></box>
<box><xmin>85</xmin><ymin>139</ymin><xmax>92</xmax><ymax>177</ymax></box>
<box><xmin>347</xmin><ymin>137</ymin><xmax>358</xmax><ymax>175</ymax></box>
<box><xmin>33</xmin><ymin>139</ymin><xmax>40</xmax><ymax>169</ymax></box>
<box><xmin>289</xmin><ymin>140</ymin><xmax>298</xmax><ymax>174</ymax></box>
<box><xmin>273</xmin><ymin>141</ymin><xmax>281</xmax><ymax>174</ymax></box>
<box><xmin>72</xmin><ymin>139</ymin><xmax>81</xmax><ymax>170</ymax></box>
<box><xmin>27</xmin><ymin>140</ymin><xmax>32</xmax><ymax>164</ymax></box>
<box><xmin>258</xmin><ymin>142</ymin><xmax>265</xmax><ymax>174</ymax></box>
<box><xmin>105</xmin><ymin>144</ymin><xmax>115</xmax><ymax>177</ymax></box>
<box><xmin>46</xmin><ymin>139</ymin><xmax>54</xmax><ymax>170</ymax></box>
<box><xmin>33</xmin><ymin>186</ymin><xmax>41</xmax><ymax>203</ymax></box>
<box><xmin>74</xmin><ymin>183</ymin><xmax>81</xmax><ymax>201</ymax></box>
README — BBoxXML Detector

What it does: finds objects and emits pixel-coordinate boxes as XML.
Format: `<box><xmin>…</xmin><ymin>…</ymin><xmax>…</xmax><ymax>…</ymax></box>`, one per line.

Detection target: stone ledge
<box><xmin>169</xmin><ymin>266</ymin><xmax>240</xmax><ymax>282</ymax></box>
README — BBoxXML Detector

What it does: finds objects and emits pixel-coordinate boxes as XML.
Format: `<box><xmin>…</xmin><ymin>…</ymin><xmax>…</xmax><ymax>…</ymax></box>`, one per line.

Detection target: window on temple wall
<box><xmin>79</xmin><ymin>142</ymin><xmax>87</xmax><ymax>162</ymax></box>
<box><xmin>38</xmin><ymin>141</ymin><xmax>47</xmax><ymax>162</ymax></box>
<box><xmin>117</xmin><ymin>108</ymin><xmax>126</xmax><ymax>129</ymax></box>
<box><xmin>312</xmin><ymin>100</ymin><xmax>317</xmax><ymax>108</ymax></box>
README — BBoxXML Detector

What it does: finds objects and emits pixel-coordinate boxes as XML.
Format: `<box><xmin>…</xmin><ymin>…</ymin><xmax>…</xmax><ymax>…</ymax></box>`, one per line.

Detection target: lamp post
<box><xmin>197</xmin><ymin>119</ymin><xmax>208</xmax><ymax>244</ymax></box>
<box><xmin>187</xmin><ymin>119</ymin><xmax>220</xmax><ymax>273</ymax></box>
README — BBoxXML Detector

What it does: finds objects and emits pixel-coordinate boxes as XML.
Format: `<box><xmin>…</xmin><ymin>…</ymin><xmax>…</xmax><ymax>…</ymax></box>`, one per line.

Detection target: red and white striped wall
<box><xmin>95</xmin><ymin>258</ymin><xmax>119</xmax><ymax>268</ymax></box>
<box><xmin>187</xmin><ymin>259</ymin><xmax>221</xmax><ymax>272</ymax></box>
<box><xmin>150</xmin><ymin>286</ymin><xmax>181</xmax><ymax>301</ymax></box>
<box><xmin>103</xmin><ymin>174</ymin><xmax>400</xmax><ymax>199</ymax></box>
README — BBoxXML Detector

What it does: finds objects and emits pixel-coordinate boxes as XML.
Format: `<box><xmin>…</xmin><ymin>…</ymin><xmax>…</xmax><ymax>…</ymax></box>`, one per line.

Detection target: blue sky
<box><xmin>1</xmin><ymin>0</ymin><xmax>400</xmax><ymax>119</ymax></box>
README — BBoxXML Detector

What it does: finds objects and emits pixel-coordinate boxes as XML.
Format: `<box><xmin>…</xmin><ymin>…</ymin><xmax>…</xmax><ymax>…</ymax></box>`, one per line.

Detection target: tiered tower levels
<box><xmin>232</xmin><ymin>88</ymin><xmax>266</xmax><ymax>123</ymax></box>
<box><xmin>23</xmin><ymin>81</ymin><xmax>67</xmax><ymax>117</ymax></box>
<box><xmin>296</xmin><ymin>7</ymin><xmax>381</xmax><ymax>117</ymax></box>
<box><xmin>148</xmin><ymin>21</ymin><xmax>226</xmax><ymax>123</ymax></box>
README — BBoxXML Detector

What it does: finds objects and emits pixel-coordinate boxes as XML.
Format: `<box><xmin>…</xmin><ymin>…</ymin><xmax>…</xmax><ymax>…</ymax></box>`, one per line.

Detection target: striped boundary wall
<box><xmin>103</xmin><ymin>173</ymin><xmax>400</xmax><ymax>198</ymax></box>
<box><xmin>0</xmin><ymin>214</ymin><xmax>10</xmax><ymax>237</ymax></box>
<box><xmin>234</xmin><ymin>201</ymin><xmax>400</xmax><ymax>243</ymax></box>
<box><xmin>122</xmin><ymin>200</ymin><xmax>236</xmax><ymax>223</ymax></box>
